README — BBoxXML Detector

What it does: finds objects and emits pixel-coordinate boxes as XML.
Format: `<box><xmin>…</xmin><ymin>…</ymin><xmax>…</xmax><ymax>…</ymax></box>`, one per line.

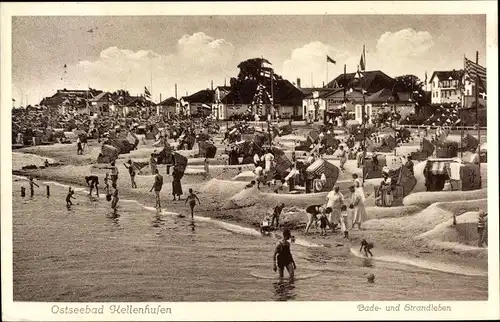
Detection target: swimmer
<box><xmin>273</xmin><ymin>228</ymin><xmax>296</xmax><ymax>279</ymax></box>
<box><xmin>185</xmin><ymin>188</ymin><xmax>201</xmax><ymax>220</ymax></box>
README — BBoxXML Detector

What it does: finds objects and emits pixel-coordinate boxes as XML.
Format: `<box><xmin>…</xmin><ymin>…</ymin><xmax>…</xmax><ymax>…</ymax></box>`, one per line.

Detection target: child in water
<box><xmin>360</xmin><ymin>239</ymin><xmax>374</xmax><ymax>257</ymax></box>
<box><xmin>185</xmin><ymin>188</ymin><xmax>201</xmax><ymax>220</ymax></box>
<box><xmin>28</xmin><ymin>177</ymin><xmax>39</xmax><ymax>197</ymax></box>
<box><xmin>66</xmin><ymin>187</ymin><xmax>75</xmax><ymax>207</ymax></box>
<box><xmin>273</xmin><ymin>228</ymin><xmax>296</xmax><ymax>279</ymax></box>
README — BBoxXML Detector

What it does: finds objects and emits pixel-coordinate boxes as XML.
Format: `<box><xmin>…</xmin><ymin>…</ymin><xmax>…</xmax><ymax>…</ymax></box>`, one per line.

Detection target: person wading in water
<box><xmin>150</xmin><ymin>169</ymin><xmax>164</xmax><ymax>210</ymax></box>
<box><xmin>124</xmin><ymin>160</ymin><xmax>137</xmax><ymax>188</ymax></box>
<box><xmin>185</xmin><ymin>188</ymin><xmax>201</xmax><ymax>220</ymax></box>
<box><xmin>273</xmin><ymin>228</ymin><xmax>296</xmax><ymax>279</ymax></box>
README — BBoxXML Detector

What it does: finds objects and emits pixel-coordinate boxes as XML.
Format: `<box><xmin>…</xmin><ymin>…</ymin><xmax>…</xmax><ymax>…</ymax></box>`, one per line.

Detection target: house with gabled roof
<box><xmin>158</xmin><ymin>97</ymin><xmax>180</xmax><ymax>117</ymax></box>
<box><xmin>180</xmin><ymin>89</ymin><xmax>215</xmax><ymax>117</ymax></box>
<box><xmin>429</xmin><ymin>70</ymin><xmax>463</xmax><ymax>104</ymax></box>
<box><xmin>219</xmin><ymin>79</ymin><xmax>304</xmax><ymax>120</ymax></box>
<box><xmin>326</xmin><ymin>70</ymin><xmax>396</xmax><ymax>94</ymax></box>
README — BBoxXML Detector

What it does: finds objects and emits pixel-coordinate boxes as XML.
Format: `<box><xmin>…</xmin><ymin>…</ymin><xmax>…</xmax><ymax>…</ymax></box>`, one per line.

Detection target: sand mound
<box><xmin>200</xmin><ymin>179</ymin><xmax>248</xmax><ymax>199</ymax></box>
<box><xmin>232</xmin><ymin>170</ymin><xmax>255</xmax><ymax>182</ymax></box>
<box><xmin>403</xmin><ymin>189</ymin><xmax>487</xmax><ymax>206</ymax></box>
<box><xmin>416</xmin><ymin>211</ymin><xmax>480</xmax><ymax>246</ymax></box>
<box><xmin>364</xmin><ymin>199</ymin><xmax>486</xmax><ymax>235</ymax></box>
<box><xmin>366</xmin><ymin>205</ymin><xmax>422</xmax><ymax>219</ymax></box>
<box><xmin>223</xmin><ymin>186</ymin><xmax>329</xmax><ymax>210</ymax></box>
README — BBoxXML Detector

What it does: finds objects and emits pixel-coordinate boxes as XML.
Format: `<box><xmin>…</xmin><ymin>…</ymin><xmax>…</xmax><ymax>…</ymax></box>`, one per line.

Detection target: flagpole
<box><xmin>460</xmin><ymin>55</ymin><xmax>465</xmax><ymax>158</ymax></box>
<box><xmin>475</xmin><ymin>51</ymin><xmax>482</xmax><ymax>188</ymax></box>
<box><xmin>326</xmin><ymin>58</ymin><xmax>328</xmax><ymax>88</ymax></box>
<box><xmin>475</xmin><ymin>51</ymin><xmax>480</xmax><ymax>150</ymax></box>
<box><xmin>343</xmin><ymin>64</ymin><xmax>346</xmax><ymax>102</ymax></box>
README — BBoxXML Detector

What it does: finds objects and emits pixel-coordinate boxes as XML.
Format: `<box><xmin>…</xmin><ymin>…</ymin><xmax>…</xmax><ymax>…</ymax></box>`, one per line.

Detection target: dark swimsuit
<box><xmin>154</xmin><ymin>175</ymin><xmax>163</xmax><ymax>192</ymax></box>
<box><xmin>277</xmin><ymin>241</ymin><xmax>293</xmax><ymax>268</ymax></box>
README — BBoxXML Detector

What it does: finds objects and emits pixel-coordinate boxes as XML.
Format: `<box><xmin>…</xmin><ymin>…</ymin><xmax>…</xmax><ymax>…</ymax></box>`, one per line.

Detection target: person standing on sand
<box><xmin>340</xmin><ymin>205</ymin><xmax>350</xmax><ymax>238</ymax></box>
<box><xmin>124</xmin><ymin>160</ymin><xmax>137</xmax><ymax>188</ymax></box>
<box><xmin>66</xmin><ymin>187</ymin><xmax>75</xmax><ymax>207</ymax></box>
<box><xmin>349</xmin><ymin>185</ymin><xmax>368</xmax><ymax>230</ymax></box>
<box><xmin>172</xmin><ymin>167</ymin><xmax>183</xmax><ymax>201</ymax></box>
<box><xmin>271</xmin><ymin>203</ymin><xmax>285</xmax><ymax>229</ymax></box>
<box><xmin>185</xmin><ymin>188</ymin><xmax>201</xmax><ymax>220</ymax></box>
<box><xmin>338</xmin><ymin>145</ymin><xmax>347</xmax><ymax>171</ymax></box>
<box><xmin>150</xmin><ymin>153</ymin><xmax>157</xmax><ymax>174</ymax></box>
<box><xmin>326</xmin><ymin>186</ymin><xmax>344</xmax><ymax>232</ymax></box>
<box><xmin>204</xmin><ymin>158</ymin><xmax>209</xmax><ymax>179</ymax></box>
<box><xmin>150</xmin><ymin>169</ymin><xmax>163</xmax><ymax>209</ymax></box>
<box><xmin>352</xmin><ymin>173</ymin><xmax>366</xmax><ymax>202</ymax></box>
<box><xmin>77</xmin><ymin>136</ymin><xmax>83</xmax><ymax>155</ymax></box>
<box><xmin>273</xmin><ymin>228</ymin><xmax>296</xmax><ymax>279</ymax></box>
<box><xmin>477</xmin><ymin>210</ymin><xmax>487</xmax><ymax>247</ymax></box>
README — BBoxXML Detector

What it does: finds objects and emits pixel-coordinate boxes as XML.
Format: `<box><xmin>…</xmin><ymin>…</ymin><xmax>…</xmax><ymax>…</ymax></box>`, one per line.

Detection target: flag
<box><xmin>326</xmin><ymin>55</ymin><xmax>336</xmax><ymax>64</ymax></box>
<box><xmin>12</xmin><ymin>98</ymin><xmax>15</xmax><ymax>102</ymax></box>
<box><xmin>359</xmin><ymin>45</ymin><xmax>366</xmax><ymax>72</ymax></box>
<box><xmin>354</xmin><ymin>66</ymin><xmax>363</xmax><ymax>79</ymax></box>
<box><xmin>476</xmin><ymin>74</ymin><xmax>487</xmax><ymax>96</ymax></box>
<box><xmin>465</xmin><ymin>57</ymin><xmax>486</xmax><ymax>93</ymax></box>
<box><xmin>144</xmin><ymin>87</ymin><xmax>151</xmax><ymax>98</ymax></box>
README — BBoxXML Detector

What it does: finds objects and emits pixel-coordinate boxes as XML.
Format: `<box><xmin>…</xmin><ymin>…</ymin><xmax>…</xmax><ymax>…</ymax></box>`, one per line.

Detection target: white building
<box><xmin>429</xmin><ymin>70</ymin><xmax>462</xmax><ymax>104</ymax></box>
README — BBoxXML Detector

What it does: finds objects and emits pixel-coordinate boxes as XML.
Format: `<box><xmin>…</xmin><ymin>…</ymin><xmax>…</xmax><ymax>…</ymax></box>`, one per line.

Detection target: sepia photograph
<box><xmin>1</xmin><ymin>1</ymin><xmax>498</xmax><ymax>321</ymax></box>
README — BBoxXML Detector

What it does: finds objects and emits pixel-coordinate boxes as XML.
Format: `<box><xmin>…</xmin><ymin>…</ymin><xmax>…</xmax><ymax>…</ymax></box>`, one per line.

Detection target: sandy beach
<box><xmin>11</xmin><ymin>137</ymin><xmax>489</xmax><ymax>302</ymax></box>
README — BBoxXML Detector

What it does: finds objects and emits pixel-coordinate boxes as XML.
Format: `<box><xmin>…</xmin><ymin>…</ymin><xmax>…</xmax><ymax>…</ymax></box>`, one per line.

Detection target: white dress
<box><xmin>350</xmin><ymin>191</ymin><xmax>368</xmax><ymax>224</ymax></box>
<box><xmin>354</xmin><ymin>178</ymin><xmax>366</xmax><ymax>202</ymax></box>
<box><xmin>326</xmin><ymin>191</ymin><xmax>344</xmax><ymax>224</ymax></box>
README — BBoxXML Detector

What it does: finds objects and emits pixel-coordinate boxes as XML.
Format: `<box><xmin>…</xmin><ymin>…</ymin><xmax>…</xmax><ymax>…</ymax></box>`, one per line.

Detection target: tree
<box><xmin>393</xmin><ymin>74</ymin><xmax>426</xmax><ymax>106</ymax></box>
<box><xmin>229</xmin><ymin>57</ymin><xmax>281</xmax><ymax>106</ymax></box>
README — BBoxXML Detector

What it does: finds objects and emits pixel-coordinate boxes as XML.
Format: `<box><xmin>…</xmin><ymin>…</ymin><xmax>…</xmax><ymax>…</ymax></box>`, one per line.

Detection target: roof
<box><xmin>429</xmin><ymin>70</ymin><xmax>464</xmax><ymax>82</ymax></box>
<box><xmin>221</xmin><ymin>79</ymin><xmax>304</xmax><ymax>106</ymax></box>
<box><xmin>366</xmin><ymin>89</ymin><xmax>413</xmax><ymax>104</ymax></box>
<box><xmin>298</xmin><ymin>87</ymin><xmax>324</xmax><ymax>95</ymax></box>
<box><xmin>89</xmin><ymin>92</ymin><xmax>109</xmax><ymax>102</ymax></box>
<box><xmin>182</xmin><ymin>89</ymin><xmax>215</xmax><ymax>104</ymax></box>
<box><xmin>326</xmin><ymin>70</ymin><xmax>395</xmax><ymax>94</ymax></box>
<box><xmin>158</xmin><ymin>97</ymin><xmax>179</xmax><ymax>106</ymax></box>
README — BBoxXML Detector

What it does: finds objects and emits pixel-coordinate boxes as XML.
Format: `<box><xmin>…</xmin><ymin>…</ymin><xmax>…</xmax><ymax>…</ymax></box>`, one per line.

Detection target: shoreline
<box><xmin>12</xmin><ymin>149</ymin><xmax>488</xmax><ymax>276</ymax></box>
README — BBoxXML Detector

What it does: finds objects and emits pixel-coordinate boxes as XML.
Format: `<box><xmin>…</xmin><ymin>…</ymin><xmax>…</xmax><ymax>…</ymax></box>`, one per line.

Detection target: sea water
<box><xmin>11</xmin><ymin>178</ymin><xmax>487</xmax><ymax>302</ymax></box>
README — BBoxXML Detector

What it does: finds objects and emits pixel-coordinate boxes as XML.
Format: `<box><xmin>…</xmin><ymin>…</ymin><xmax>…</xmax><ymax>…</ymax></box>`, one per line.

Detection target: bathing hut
<box><xmin>305</xmin><ymin>159</ymin><xmax>340</xmax><ymax>192</ymax></box>
<box><xmin>422</xmin><ymin>158</ymin><xmax>481</xmax><ymax>192</ymax></box>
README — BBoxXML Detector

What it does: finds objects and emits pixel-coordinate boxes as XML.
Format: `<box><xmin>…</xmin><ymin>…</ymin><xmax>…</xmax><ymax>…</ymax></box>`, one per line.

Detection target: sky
<box><xmin>12</xmin><ymin>15</ymin><xmax>486</xmax><ymax>105</ymax></box>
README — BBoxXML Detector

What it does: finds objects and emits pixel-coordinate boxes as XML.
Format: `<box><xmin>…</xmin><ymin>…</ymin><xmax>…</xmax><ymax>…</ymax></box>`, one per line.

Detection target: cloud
<box><xmin>64</xmin><ymin>32</ymin><xmax>237</xmax><ymax>99</ymax></box>
<box><xmin>372</xmin><ymin>28</ymin><xmax>434</xmax><ymax>77</ymax></box>
<box><xmin>376</xmin><ymin>28</ymin><xmax>434</xmax><ymax>58</ymax></box>
<box><xmin>282</xmin><ymin>41</ymin><xmax>348</xmax><ymax>87</ymax></box>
